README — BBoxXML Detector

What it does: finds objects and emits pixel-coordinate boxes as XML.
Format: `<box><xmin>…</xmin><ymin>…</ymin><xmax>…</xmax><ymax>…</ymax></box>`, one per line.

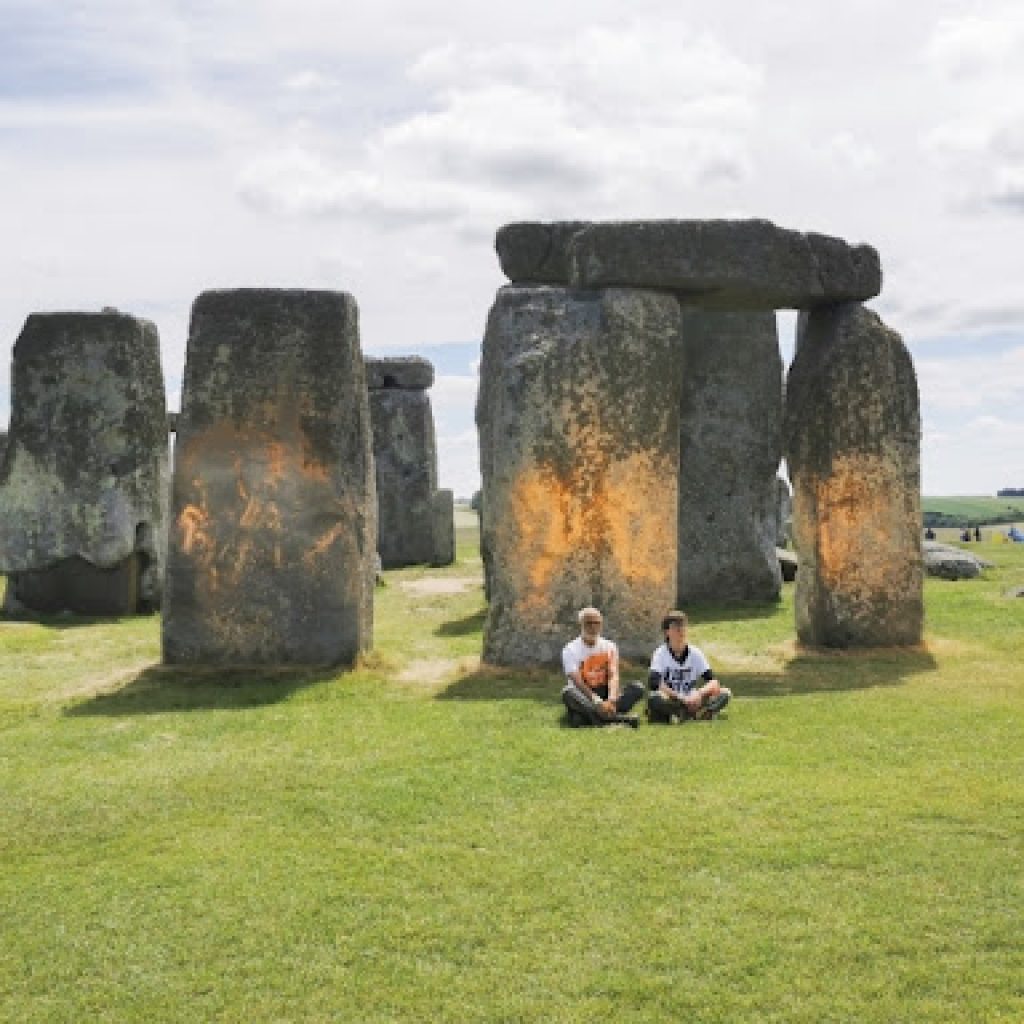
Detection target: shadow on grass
<box><xmin>435</xmin><ymin>607</ymin><xmax>487</xmax><ymax>638</ymax></box>
<box><xmin>682</xmin><ymin>600</ymin><xmax>784</xmax><ymax>623</ymax></box>
<box><xmin>0</xmin><ymin>610</ymin><xmax>157</xmax><ymax>630</ymax></box>
<box><xmin>436</xmin><ymin>647</ymin><xmax>938</xmax><ymax>704</ymax></box>
<box><xmin>63</xmin><ymin>663</ymin><xmax>343</xmax><ymax>717</ymax></box>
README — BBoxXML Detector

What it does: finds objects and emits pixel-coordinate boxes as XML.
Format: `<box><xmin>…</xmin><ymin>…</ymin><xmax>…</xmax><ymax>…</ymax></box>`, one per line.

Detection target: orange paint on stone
<box><xmin>177</xmin><ymin>504</ymin><xmax>211</xmax><ymax>556</ymax></box>
<box><xmin>506</xmin><ymin>452</ymin><xmax>674</xmax><ymax>611</ymax></box>
<box><xmin>814</xmin><ymin>454</ymin><xmax>905</xmax><ymax>598</ymax></box>
<box><xmin>303</xmin><ymin>521</ymin><xmax>347</xmax><ymax>567</ymax></box>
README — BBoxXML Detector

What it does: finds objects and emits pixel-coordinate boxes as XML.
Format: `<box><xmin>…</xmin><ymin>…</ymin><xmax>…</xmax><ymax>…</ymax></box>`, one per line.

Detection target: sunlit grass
<box><xmin>1</xmin><ymin>518</ymin><xmax>1021</xmax><ymax>1022</ymax></box>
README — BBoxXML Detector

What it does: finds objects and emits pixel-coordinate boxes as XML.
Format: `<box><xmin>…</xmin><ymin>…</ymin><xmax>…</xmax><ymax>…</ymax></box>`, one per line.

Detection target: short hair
<box><xmin>578</xmin><ymin>606</ymin><xmax>602</xmax><ymax>625</ymax></box>
<box><xmin>661</xmin><ymin>609</ymin><xmax>688</xmax><ymax>631</ymax></box>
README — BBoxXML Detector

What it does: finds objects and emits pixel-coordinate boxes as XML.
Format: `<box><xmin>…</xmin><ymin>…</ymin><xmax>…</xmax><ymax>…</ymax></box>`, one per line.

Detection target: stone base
<box><xmin>5</xmin><ymin>554</ymin><xmax>143</xmax><ymax>615</ymax></box>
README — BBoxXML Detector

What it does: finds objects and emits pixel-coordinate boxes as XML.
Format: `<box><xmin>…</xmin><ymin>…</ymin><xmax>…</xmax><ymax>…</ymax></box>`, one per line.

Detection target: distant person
<box><xmin>961</xmin><ymin>528</ymin><xmax>971</xmax><ymax>542</ymax></box>
<box><xmin>646</xmin><ymin>610</ymin><xmax>731</xmax><ymax>723</ymax></box>
<box><xmin>561</xmin><ymin>607</ymin><xmax>644</xmax><ymax>728</ymax></box>
<box><xmin>924</xmin><ymin>527</ymin><xmax>936</xmax><ymax>540</ymax></box>
<box><xmin>974</xmin><ymin>526</ymin><xmax>982</xmax><ymax>541</ymax></box>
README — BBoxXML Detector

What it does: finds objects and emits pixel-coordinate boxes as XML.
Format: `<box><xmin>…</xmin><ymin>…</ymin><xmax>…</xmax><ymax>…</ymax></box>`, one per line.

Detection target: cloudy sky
<box><xmin>2</xmin><ymin>0</ymin><xmax>1022</xmax><ymax>497</ymax></box>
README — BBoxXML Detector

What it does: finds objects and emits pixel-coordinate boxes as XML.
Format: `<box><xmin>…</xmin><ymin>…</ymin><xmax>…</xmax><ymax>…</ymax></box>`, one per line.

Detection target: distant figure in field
<box><xmin>924</xmin><ymin>527</ymin><xmax>936</xmax><ymax>540</ymax></box>
<box><xmin>561</xmin><ymin>607</ymin><xmax>644</xmax><ymax>728</ymax></box>
<box><xmin>961</xmin><ymin>528</ymin><xmax>971</xmax><ymax>542</ymax></box>
<box><xmin>646</xmin><ymin>610</ymin><xmax>731</xmax><ymax>724</ymax></box>
<box><xmin>974</xmin><ymin>526</ymin><xmax>982</xmax><ymax>542</ymax></box>
<box><xmin>1009</xmin><ymin>526</ymin><xmax>1024</xmax><ymax>543</ymax></box>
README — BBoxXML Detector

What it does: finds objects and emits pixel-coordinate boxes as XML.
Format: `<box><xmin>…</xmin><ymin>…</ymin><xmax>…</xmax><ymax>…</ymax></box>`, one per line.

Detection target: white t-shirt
<box><xmin>562</xmin><ymin>635</ymin><xmax>618</xmax><ymax>690</ymax></box>
<box><xmin>649</xmin><ymin>643</ymin><xmax>711</xmax><ymax>695</ymax></box>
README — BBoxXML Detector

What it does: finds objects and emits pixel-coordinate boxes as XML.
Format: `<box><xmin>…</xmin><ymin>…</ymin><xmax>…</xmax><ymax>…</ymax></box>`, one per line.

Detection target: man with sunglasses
<box><xmin>561</xmin><ymin>607</ymin><xmax>644</xmax><ymax>728</ymax></box>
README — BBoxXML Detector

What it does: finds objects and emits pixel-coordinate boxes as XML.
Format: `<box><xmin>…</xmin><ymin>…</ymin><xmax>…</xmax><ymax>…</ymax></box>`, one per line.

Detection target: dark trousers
<box><xmin>562</xmin><ymin>680</ymin><xmax>644</xmax><ymax>725</ymax></box>
<box><xmin>647</xmin><ymin>691</ymin><xmax>696</xmax><ymax>723</ymax></box>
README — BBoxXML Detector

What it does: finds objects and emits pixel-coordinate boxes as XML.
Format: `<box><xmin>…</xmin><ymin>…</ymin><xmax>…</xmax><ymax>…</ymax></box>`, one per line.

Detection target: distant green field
<box><xmin>922</xmin><ymin>495</ymin><xmax>1024</xmax><ymax>528</ymax></box>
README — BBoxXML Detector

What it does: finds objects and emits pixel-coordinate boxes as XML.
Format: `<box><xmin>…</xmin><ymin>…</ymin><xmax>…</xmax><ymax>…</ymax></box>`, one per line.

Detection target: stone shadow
<box><xmin>63</xmin><ymin>663</ymin><xmax>343</xmax><ymax>717</ymax></box>
<box><xmin>0</xmin><ymin>610</ymin><xmax>157</xmax><ymax>630</ymax></box>
<box><xmin>434</xmin><ymin>607</ymin><xmax>487</xmax><ymax>637</ymax></box>
<box><xmin>683</xmin><ymin>601</ymin><xmax>785</xmax><ymax>623</ymax></box>
<box><xmin>436</xmin><ymin>646</ymin><xmax>937</xmax><ymax>704</ymax></box>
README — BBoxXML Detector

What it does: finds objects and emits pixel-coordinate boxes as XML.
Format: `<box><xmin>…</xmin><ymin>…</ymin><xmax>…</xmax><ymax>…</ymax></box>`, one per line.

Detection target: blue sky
<box><xmin>1</xmin><ymin>1</ymin><xmax>1022</xmax><ymax>498</ymax></box>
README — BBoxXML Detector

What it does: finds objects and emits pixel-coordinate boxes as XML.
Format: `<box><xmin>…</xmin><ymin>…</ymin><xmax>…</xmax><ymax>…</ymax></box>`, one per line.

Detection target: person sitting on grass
<box><xmin>561</xmin><ymin>607</ymin><xmax>644</xmax><ymax>729</ymax></box>
<box><xmin>646</xmin><ymin>610</ymin><xmax>731</xmax><ymax>724</ymax></box>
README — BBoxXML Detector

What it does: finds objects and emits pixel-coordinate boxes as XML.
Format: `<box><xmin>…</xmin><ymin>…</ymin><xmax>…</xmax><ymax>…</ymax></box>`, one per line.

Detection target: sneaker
<box><xmin>697</xmin><ymin>691</ymin><xmax>731</xmax><ymax>720</ymax></box>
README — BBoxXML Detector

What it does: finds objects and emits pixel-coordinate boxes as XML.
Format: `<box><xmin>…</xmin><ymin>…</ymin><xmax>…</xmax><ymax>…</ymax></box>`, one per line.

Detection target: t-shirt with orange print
<box><xmin>561</xmin><ymin>635</ymin><xmax>618</xmax><ymax>697</ymax></box>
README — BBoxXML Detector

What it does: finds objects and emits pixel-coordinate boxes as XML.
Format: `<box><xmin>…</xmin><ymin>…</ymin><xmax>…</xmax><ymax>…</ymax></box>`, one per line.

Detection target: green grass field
<box><xmin>922</xmin><ymin>494</ymin><xmax>1024</xmax><ymax>528</ymax></box>
<box><xmin>1</xmin><ymin>512</ymin><xmax>1022</xmax><ymax>1022</ymax></box>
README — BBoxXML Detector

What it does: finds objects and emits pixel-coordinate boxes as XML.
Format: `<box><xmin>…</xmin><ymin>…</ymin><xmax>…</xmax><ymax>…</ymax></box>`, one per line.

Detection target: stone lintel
<box><xmin>365</xmin><ymin>356</ymin><xmax>435</xmax><ymax>391</ymax></box>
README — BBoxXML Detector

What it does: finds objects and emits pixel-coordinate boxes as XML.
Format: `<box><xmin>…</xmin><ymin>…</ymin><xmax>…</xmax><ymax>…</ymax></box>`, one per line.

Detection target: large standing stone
<box><xmin>0</xmin><ymin>311</ymin><xmax>168</xmax><ymax>614</ymax></box>
<box><xmin>477</xmin><ymin>285</ymin><xmax>685</xmax><ymax>664</ymax></box>
<box><xmin>784</xmin><ymin>302</ymin><xmax>922</xmax><ymax>646</ymax></box>
<box><xmin>162</xmin><ymin>289</ymin><xmax>375</xmax><ymax>664</ymax></box>
<box><xmin>677</xmin><ymin>310</ymin><xmax>783</xmax><ymax>602</ymax></box>
<box><xmin>366</xmin><ymin>357</ymin><xmax>449</xmax><ymax>568</ymax></box>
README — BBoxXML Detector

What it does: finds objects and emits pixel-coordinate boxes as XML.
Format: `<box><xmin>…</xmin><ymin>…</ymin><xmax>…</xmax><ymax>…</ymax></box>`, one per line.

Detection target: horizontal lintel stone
<box><xmin>365</xmin><ymin>356</ymin><xmax>434</xmax><ymax>391</ymax></box>
<box><xmin>495</xmin><ymin>219</ymin><xmax>881</xmax><ymax>310</ymax></box>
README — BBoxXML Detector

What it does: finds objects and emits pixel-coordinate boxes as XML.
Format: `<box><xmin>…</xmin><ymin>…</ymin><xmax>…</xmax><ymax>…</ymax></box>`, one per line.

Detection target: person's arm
<box><xmin>606</xmin><ymin>645</ymin><xmax>621</xmax><ymax>702</ymax></box>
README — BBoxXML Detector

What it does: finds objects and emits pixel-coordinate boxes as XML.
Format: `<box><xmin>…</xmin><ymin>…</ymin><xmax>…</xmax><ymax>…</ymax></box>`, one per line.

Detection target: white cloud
<box><xmin>235</xmin><ymin>18</ymin><xmax>762</xmax><ymax>230</ymax></box>
<box><xmin>916</xmin><ymin>345</ymin><xmax>1024</xmax><ymax>412</ymax></box>
<box><xmin>922</xmin><ymin>8</ymin><xmax>1024</xmax><ymax>215</ymax></box>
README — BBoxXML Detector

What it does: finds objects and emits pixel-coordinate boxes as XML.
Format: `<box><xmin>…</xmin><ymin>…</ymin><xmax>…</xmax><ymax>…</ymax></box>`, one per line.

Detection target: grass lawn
<box><xmin>1</xmin><ymin>515</ymin><xmax>1022</xmax><ymax>1022</ymax></box>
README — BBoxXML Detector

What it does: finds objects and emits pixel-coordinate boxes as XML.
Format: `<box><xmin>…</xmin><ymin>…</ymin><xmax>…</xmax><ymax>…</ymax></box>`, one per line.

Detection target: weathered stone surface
<box><xmin>784</xmin><ymin>302</ymin><xmax>922</xmax><ymax>647</ymax></box>
<box><xmin>162</xmin><ymin>289</ymin><xmax>375</xmax><ymax>664</ymax></box>
<box><xmin>368</xmin><ymin>382</ymin><xmax>438</xmax><ymax>568</ymax></box>
<box><xmin>923</xmin><ymin>541</ymin><xmax>991</xmax><ymax>580</ymax></box>
<box><xmin>495</xmin><ymin>221</ymin><xmax>591</xmax><ymax>283</ymax></box>
<box><xmin>0</xmin><ymin>311</ymin><xmax>169</xmax><ymax>614</ymax></box>
<box><xmin>567</xmin><ymin>219</ymin><xmax>881</xmax><ymax>310</ymax></box>
<box><xmin>430</xmin><ymin>489</ymin><xmax>455</xmax><ymax>567</ymax></box>
<box><xmin>677</xmin><ymin>310</ymin><xmax>783</xmax><ymax>603</ymax></box>
<box><xmin>775</xmin><ymin>476</ymin><xmax>793</xmax><ymax>547</ymax></box>
<box><xmin>477</xmin><ymin>285</ymin><xmax>685</xmax><ymax>664</ymax></box>
<box><xmin>364</xmin><ymin>355</ymin><xmax>434</xmax><ymax>391</ymax></box>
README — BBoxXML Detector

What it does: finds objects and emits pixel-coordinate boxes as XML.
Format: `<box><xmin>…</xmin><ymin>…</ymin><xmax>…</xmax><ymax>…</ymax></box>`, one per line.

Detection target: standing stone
<box><xmin>430</xmin><ymin>489</ymin><xmax>455</xmax><ymax>566</ymax></box>
<box><xmin>775</xmin><ymin>476</ymin><xmax>793</xmax><ymax>547</ymax></box>
<box><xmin>477</xmin><ymin>285</ymin><xmax>685</xmax><ymax>664</ymax></box>
<box><xmin>677</xmin><ymin>310</ymin><xmax>783</xmax><ymax>602</ymax></box>
<box><xmin>162</xmin><ymin>289</ymin><xmax>375</xmax><ymax>664</ymax></box>
<box><xmin>784</xmin><ymin>302</ymin><xmax>922</xmax><ymax>646</ymax></box>
<box><xmin>366</xmin><ymin>357</ymin><xmax>450</xmax><ymax>568</ymax></box>
<box><xmin>0</xmin><ymin>311</ymin><xmax>168</xmax><ymax>614</ymax></box>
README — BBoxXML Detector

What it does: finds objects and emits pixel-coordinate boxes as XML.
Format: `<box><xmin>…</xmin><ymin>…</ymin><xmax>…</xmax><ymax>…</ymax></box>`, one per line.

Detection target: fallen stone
<box><xmin>784</xmin><ymin>302</ymin><xmax>922</xmax><ymax>647</ymax></box>
<box><xmin>162</xmin><ymin>288</ymin><xmax>376</xmax><ymax>665</ymax></box>
<box><xmin>568</xmin><ymin>219</ymin><xmax>881</xmax><ymax>310</ymax></box>
<box><xmin>922</xmin><ymin>541</ymin><xmax>991</xmax><ymax>580</ymax></box>
<box><xmin>676</xmin><ymin>310</ymin><xmax>783</xmax><ymax>602</ymax></box>
<box><xmin>0</xmin><ymin>311</ymin><xmax>169</xmax><ymax>614</ymax></box>
<box><xmin>477</xmin><ymin>284</ymin><xmax>685</xmax><ymax>664</ymax></box>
